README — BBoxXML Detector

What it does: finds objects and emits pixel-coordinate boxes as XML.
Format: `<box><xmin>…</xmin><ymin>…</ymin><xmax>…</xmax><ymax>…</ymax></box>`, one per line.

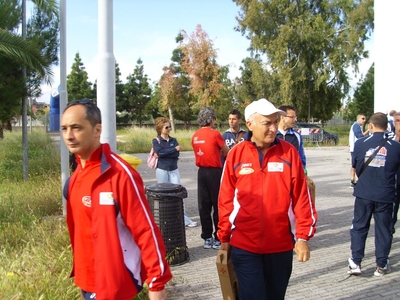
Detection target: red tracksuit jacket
<box><xmin>218</xmin><ymin>138</ymin><xmax>317</xmax><ymax>253</ymax></box>
<box><xmin>64</xmin><ymin>144</ymin><xmax>172</xmax><ymax>300</ymax></box>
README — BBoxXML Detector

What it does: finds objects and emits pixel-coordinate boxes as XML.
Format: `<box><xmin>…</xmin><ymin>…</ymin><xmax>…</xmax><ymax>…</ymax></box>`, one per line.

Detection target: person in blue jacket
<box><xmin>152</xmin><ymin>117</ymin><xmax>197</xmax><ymax>228</ymax></box>
<box><xmin>348</xmin><ymin>112</ymin><xmax>400</xmax><ymax>277</ymax></box>
<box><xmin>277</xmin><ymin>105</ymin><xmax>306</xmax><ymax>171</ymax></box>
<box><xmin>221</xmin><ymin>109</ymin><xmax>247</xmax><ymax>164</ymax></box>
<box><xmin>349</xmin><ymin>114</ymin><xmax>368</xmax><ymax>187</ymax></box>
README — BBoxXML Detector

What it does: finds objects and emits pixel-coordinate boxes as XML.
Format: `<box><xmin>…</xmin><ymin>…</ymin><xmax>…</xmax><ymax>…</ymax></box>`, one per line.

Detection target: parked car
<box><xmin>294</xmin><ymin>122</ymin><xmax>339</xmax><ymax>145</ymax></box>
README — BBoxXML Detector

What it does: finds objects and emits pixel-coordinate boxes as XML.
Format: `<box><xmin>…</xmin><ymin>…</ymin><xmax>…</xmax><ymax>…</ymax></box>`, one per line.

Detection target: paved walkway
<box><xmin>132</xmin><ymin>147</ymin><xmax>400</xmax><ymax>300</ymax></box>
<box><xmin>51</xmin><ymin>132</ymin><xmax>400</xmax><ymax>299</ymax></box>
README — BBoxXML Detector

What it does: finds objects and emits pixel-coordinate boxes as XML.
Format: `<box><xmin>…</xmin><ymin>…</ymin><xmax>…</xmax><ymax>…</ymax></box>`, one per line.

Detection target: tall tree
<box><xmin>215</xmin><ymin>64</ymin><xmax>236</xmax><ymax>124</ymax></box>
<box><xmin>235</xmin><ymin>56</ymin><xmax>274</xmax><ymax>106</ymax></box>
<box><xmin>121</xmin><ymin>58</ymin><xmax>152</xmax><ymax>125</ymax></box>
<box><xmin>26</xmin><ymin>5</ymin><xmax>59</xmax><ymax>99</ymax></box>
<box><xmin>234</xmin><ymin>0</ymin><xmax>374</xmax><ymax>122</ymax></box>
<box><xmin>345</xmin><ymin>63</ymin><xmax>374</xmax><ymax>121</ymax></box>
<box><xmin>158</xmin><ymin>33</ymin><xmax>196</xmax><ymax>130</ymax></box>
<box><xmin>115</xmin><ymin>62</ymin><xmax>124</xmax><ymax>110</ymax></box>
<box><xmin>67</xmin><ymin>53</ymin><xmax>92</xmax><ymax>101</ymax></box>
<box><xmin>181</xmin><ymin>25</ymin><xmax>225</xmax><ymax>107</ymax></box>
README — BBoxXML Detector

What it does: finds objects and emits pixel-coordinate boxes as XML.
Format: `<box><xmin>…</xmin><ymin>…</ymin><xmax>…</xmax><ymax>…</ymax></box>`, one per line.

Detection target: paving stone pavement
<box><xmin>51</xmin><ymin>132</ymin><xmax>400</xmax><ymax>299</ymax></box>
<box><xmin>132</xmin><ymin>147</ymin><xmax>400</xmax><ymax>300</ymax></box>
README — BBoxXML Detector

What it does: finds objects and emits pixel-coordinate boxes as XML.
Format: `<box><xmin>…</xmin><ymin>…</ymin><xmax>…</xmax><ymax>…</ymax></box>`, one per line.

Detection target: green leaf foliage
<box><xmin>120</xmin><ymin>58</ymin><xmax>152</xmax><ymax>125</ymax></box>
<box><xmin>66</xmin><ymin>53</ymin><xmax>93</xmax><ymax>101</ymax></box>
<box><xmin>344</xmin><ymin>63</ymin><xmax>374</xmax><ymax>121</ymax></box>
<box><xmin>233</xmin><ymin>0</ymin><xmax>374</xmax><ymax>122</ymax></box>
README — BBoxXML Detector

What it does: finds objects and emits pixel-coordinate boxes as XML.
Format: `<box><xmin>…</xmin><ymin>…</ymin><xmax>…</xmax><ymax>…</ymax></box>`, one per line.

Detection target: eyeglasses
<box><xmin>285</xmin><ymin>115</ymin><xmax>297</xmax><ymax>119</ymax></box>
<box><xmin>164</xmin><ymin>126</ymin><xmax>171</xmax><ymax>130</ymax></box>
<box><xmin>67</xmin><ymin>99</ymin><xmax>94</xmax><ymax>107</ymax></box>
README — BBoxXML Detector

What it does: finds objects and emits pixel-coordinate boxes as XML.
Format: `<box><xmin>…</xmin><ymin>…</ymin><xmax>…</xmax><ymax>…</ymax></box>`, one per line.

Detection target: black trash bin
<box><xmin>145</xmin><ymin>183</ymin><xmax>189</xmax><ymax>266</ymax></box>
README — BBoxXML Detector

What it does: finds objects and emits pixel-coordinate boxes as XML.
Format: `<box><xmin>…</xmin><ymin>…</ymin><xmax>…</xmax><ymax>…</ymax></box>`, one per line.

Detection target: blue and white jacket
<box><xmin>277</xmin><ymin>128</ymin><xmax>306</xmax><ymax>169</ymax></box>
<box><xmin>353</xmin><ymin>132</ymin><xmax>400</xmax><ymax>203</ymax></box>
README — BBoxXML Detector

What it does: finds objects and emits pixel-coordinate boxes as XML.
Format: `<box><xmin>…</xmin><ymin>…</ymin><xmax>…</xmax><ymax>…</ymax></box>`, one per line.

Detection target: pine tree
<box><xmin>122</xmin><ymin>58</ymin><xmax>152</xmax><ymax>125</ymax></box>
<box><xmin>67</xmin><ymin>53</ymin><xmax>92</xmax><ymax>101</ymax></box>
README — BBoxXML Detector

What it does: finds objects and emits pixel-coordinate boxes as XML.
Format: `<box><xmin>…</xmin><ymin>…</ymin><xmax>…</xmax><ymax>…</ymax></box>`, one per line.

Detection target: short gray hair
<box><xmin>198</xmin><ymin>106</ymin><xmax>216</xmax><ymax>126</ymax></box>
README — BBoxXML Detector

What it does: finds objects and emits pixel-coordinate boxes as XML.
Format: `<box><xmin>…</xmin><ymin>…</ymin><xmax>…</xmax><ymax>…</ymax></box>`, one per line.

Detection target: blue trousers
<box><xmin>350</xmin><ymin>197</ymin><xmax>393</xmax><ymax>267</ymax></box>
<box><xmin>230</xmin><ymin>246</ymin><xmax>293</xmax><ymax>300</ymax></box>
<box><xmin>81</xmin><ymin>290</ymin><xmax>96</xmax><ymax>299</ymax></box>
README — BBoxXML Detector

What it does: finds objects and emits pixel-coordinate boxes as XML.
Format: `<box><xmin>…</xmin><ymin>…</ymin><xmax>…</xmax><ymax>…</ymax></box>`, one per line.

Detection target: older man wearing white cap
<box><xmin>217</xmin><ymin>99</ymin><xmax>318</xmax><ymax>300</ymax></box>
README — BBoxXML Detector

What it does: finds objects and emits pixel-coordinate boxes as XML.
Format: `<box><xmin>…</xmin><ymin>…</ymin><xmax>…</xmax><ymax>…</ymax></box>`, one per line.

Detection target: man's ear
<box><xmin>94</xmin><ymin>123</ymin><xmax>102</xmax><ymax>137</ymax></box>
<box><xmin>246</xmin><ymin>120</ymin><xmax>253</xmax><ymax>131</ymax></box>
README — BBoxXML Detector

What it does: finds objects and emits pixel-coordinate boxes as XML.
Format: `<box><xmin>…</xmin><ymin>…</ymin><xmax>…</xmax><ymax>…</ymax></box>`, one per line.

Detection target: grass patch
<box><xmin>0</xmin><ymin>130</ymin><xmax>79</xmax><ymax>299</ymax></box>
<box><xmin>117</xmin><ymin>126</ymin><xmax>194</xmax><ymax>153</ymax></box>
<box><xmin>324</xmin><ymin>124</ymin><xmax>351</xmax><ymax>147</ymax></box>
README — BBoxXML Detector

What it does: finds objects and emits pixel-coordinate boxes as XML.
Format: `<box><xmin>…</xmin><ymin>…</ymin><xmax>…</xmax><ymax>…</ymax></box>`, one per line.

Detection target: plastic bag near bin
<box><xmin>145</xmin><ymin>183</ymin><xmax>189</xmax><ymax>266</ymax></box>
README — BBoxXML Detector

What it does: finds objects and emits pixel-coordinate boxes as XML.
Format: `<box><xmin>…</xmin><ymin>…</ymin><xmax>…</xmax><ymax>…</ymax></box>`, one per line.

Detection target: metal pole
<box><xmin>97</xmin><ymin>0</ymin><xmax>116</xmax><ymax>151</ymax></box>
<box><xmin>60</xmin><ymin>0</ymin><xmax>69</xmax><ymax>216</ymax></box>
<box><xmin>22</xmin><ymin>0</ymin><xmax>29</xmax><ymax>180</ymax></box>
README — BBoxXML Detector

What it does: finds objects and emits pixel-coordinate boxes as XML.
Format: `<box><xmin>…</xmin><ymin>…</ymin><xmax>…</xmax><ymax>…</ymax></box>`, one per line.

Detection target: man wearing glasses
<box><xmin>277</xmin><ymin>105</ymin><xmax>306</xmax><ymax>171</ymax></box>
<box><xmin>61</xmin><ymin>99</ymin><xmax>172</xmax><ymax>300</ymax></box>
<box><xmin>349</xmin><ymin>114</ymin><xmax>369</xmax><ymax>187</ymax></box>
<box><xmin>218</xmin><ymin>99</ymin><xmax>317</xmax><ymax>299</ymax></box>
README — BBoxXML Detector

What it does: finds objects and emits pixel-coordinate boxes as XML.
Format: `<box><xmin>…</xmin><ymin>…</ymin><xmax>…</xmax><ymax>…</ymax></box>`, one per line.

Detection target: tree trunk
<box><xmin>168</xmin><ymin>105</ymin><xmax>175</xmax><ymax>133</ymax></box>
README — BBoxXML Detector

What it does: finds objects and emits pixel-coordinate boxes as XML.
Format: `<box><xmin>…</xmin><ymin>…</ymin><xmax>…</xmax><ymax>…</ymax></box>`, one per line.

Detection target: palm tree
<box><xmin>0</xmin><ymin>28</ymin><xmax>53</xmax><ymax>82</ymax></box>
<box><xmin>0</xmin><ymin>0</ymin><xmax>58</xmax><ymax>180</ymax></box>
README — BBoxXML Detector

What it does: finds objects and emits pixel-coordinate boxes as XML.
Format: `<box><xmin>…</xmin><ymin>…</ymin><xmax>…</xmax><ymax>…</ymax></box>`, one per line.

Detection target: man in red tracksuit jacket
<box><xmin>61</xmin><ymin>99</ymin><xmax>172</xmax><ymax>300</ymax></box>
<box><xmin>218</xmin><ymin>98</ymin><xmax>318</xmax><ymax>300</ymax></box>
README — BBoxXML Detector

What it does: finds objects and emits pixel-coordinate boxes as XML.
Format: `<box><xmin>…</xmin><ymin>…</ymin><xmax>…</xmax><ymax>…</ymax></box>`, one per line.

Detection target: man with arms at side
<box><xmin>221</xmin><ymin>109</ymin><xmax>247</xmax><ymax>164</ymax></box>
<box><xmin>218</xmin><ymin>98</ymin><xmax>317</xmax><ymax>300</ymax></box>
<box><xmin>277</xmin><ymin>105</ymin><xmax>306</xmax><ymax>171</ymax></box>
<box><xmin>61</xmin><ymin>99</ymin><xmax>172</xmax><ymax>300</ymax></box>
<box><xmin>349</xmin><ymin>114</ymin><xmax>368</xmax><ymax>187</ymax></box>
<box><xmin>192</xmin><ymin>107</ymin><xmax>229</xmax><ymax>250</ymax></box>
<box><xmin>348</xmin><ymin>113</ymin><xmax>400</xmax><ymax>277</ymax></box>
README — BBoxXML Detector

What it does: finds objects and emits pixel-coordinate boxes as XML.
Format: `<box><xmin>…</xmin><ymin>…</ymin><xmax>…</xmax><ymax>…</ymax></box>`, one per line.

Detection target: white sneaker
<box><xmin>212</xmin><ymin>240</ymin><xmax>221</xmax><ymax>250</ymax></box>
<box><xmin>374</xmin><ymin>259</ymin><xmax>390</xmax><ymax>277</ymax></box>
<box><xmin>348</xmin><ymin>258</ymin><xmax>361</xmax><ymax>275</ymax></box>
<box><xmin>204</xmin><ymin>238</ymin><xmax>213</xmax><ymax>249</ymax></box>
<box><xmin>186</xmin><ymin>221</ymin><xmax>198</xmax><ymax>228</ymax></box>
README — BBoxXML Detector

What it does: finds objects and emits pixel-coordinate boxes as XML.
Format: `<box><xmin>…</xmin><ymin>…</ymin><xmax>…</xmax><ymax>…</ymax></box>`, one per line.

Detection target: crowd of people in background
<box><xmin>61</xmin><ymin>96</ymin><xmax>400</xmax><ymax>299</ymax></box>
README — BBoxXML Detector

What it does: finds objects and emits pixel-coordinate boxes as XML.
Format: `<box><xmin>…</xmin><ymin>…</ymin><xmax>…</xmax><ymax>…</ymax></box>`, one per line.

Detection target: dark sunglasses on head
<box><xmin>67</xmin><ymin>99</ymin><xmax>94</xmax><ymax>107</ymax></box>
<box><xmin>164</xmin><ymin>126</ymin><xmax>171</xmax><ymax>130</ymax></box>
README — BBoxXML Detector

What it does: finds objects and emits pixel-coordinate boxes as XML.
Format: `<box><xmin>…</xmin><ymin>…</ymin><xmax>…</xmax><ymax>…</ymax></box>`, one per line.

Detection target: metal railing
<box><xmin>295</xmin><ymin>128</ymin><xmax>324</xmax><ymax>146</ymax></box>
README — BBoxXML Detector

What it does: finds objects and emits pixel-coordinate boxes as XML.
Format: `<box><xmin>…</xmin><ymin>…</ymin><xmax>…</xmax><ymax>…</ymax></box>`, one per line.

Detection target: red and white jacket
<box><xmin>64</xmin><ymin>144</ymin><xmax>172</xmax><ymax>300</ymax></box>
<box><xmin>218</xmin><ymin>138</ymin><xmax>317</xmax><ymax>254</ymax></box>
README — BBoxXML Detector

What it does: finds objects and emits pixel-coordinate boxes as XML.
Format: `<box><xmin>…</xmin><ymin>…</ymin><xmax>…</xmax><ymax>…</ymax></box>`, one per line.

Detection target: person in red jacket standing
<box><xmin>61</xmin><ymin>99</ymin><xmax>172</xmax><ymax>300</ymax></box>
<box><xmin>218</xmin><ymin>98</ymin><xmax>317</xmax><ymax>300</ymax></box>
<box><xmin>192</xmin><ymin>107</ymin><xmax>229</xmax><ymax>250</ymax></box>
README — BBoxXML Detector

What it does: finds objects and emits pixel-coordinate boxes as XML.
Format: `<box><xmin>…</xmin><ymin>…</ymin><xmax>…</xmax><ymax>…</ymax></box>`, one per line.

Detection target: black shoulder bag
<box><xmin>359</xmin><ymin>138</ymin><xmax>388</xmax><ymax>177</ymax></box>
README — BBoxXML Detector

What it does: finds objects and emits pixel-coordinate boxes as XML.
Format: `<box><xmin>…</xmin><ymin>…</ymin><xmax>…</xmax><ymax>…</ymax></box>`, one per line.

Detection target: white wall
<box><xmin>375</xmin><ymin>1</ymin><xmax>400</xmax><ymax>113</ymax></box>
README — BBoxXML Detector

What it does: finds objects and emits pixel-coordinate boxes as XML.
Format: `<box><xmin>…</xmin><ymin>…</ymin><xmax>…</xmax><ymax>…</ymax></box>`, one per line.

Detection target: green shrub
<box><xmin>0</xmin><ymin>131</ymin><xmax>60</xmax><ymax>182</ymax></box>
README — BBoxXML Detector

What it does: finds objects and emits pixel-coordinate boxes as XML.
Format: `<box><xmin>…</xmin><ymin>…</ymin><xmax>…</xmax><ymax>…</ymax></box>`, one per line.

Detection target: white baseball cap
<box><xmin>244</xmin><ymin>98</ymin><xmax>286</xmax><ymax>121</ymax></box>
